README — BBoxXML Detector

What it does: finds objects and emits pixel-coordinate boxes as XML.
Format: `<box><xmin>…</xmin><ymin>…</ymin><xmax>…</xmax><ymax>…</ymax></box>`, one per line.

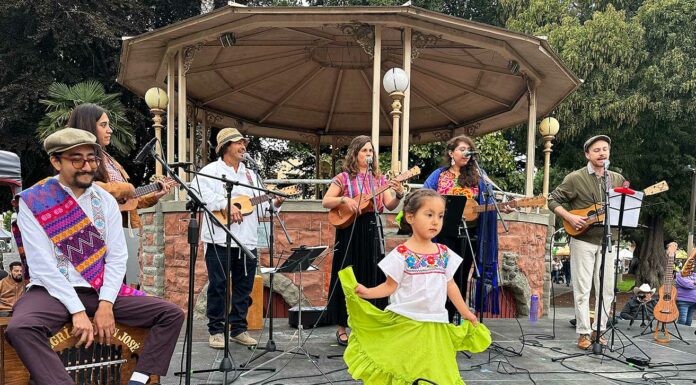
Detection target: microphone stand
<box><xmin>367</xmin><ymin>161</ymin><xmax>385</xmax><ymax>281</ymax></box>
<box><xmin>160</xmin><ymin>164</ymin><xmax>286</xmax><ymax>384</ymax></box>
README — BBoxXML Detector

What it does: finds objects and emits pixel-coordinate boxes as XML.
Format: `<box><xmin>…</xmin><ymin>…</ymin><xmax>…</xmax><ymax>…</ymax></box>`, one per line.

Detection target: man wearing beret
<box><xmin>6</xmin><ymin>128</ymin><xmax>184</xmax><ymax>385</ymax></box>
<box><xmin>548</xmin><ymin>135</ymin><xmax>625</xmax><ymax>350</ymax></box>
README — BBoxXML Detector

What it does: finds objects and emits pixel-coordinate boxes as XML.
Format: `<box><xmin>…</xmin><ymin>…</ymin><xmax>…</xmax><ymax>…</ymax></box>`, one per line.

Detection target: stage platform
<box><xmin>162</xmin><ymin>307</ymin><xmax>696</xmax><ymax>384</ymax></box>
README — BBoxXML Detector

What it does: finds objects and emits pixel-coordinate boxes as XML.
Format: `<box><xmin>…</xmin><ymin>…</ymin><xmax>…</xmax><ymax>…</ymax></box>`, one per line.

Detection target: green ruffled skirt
<box><xmin>339</xmin><ymin>267</ymin><xmax>492</xmax><ymax>385</ymax></box>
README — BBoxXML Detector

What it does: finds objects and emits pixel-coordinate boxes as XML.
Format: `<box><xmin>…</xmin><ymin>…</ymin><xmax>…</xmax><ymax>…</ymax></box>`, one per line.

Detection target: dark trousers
<box><xmin>204</xmin><ymin>244</ymin><xmax>257</xmax><ymax>336</ymax></box>
<box><xmin>6</xmin><ymin>286</ymin><xmax>184</xmax><ymax>385</ymax></box>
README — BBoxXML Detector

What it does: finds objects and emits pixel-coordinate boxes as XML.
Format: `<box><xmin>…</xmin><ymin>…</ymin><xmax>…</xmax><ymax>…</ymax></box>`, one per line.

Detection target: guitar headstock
<box><xmin>643</xmin><ymin>181</ymin><xmax>668</xmax><ymax>196</ymax></box>
<box><xmin>515</xmin><ymin>195</ymin><xmax>547</xmax><ymax>208</ymax></box>
<box><xmin>275</xmin><ymin>185</ymin><xmax>301</xmax><ymax>197</ymax></box>
<box><xmin>394</xmin><ymin>166</ymin><xmax>421</xmax><ymax>182</ymax></box>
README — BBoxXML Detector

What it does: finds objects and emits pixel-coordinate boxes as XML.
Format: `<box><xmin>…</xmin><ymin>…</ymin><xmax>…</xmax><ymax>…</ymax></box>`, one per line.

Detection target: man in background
<box><xmin>0</xmin><ymin>261</ymin><xmax>25</xmax><ymax>315</ymax></box>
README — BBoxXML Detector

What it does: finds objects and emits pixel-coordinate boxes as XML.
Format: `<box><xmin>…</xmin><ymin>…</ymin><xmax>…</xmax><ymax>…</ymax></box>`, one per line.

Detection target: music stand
<box><xmin>241</xmin><ymin>246</ymin><xmax>333</xmax><ymax>380</ymax></box>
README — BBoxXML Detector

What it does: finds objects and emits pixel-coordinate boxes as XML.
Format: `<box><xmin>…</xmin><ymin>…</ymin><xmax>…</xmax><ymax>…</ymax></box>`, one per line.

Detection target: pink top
<box><xmin>332</xmin><ymin>171</ymin><xmax>388</xmax><ymax>212</ymax></box>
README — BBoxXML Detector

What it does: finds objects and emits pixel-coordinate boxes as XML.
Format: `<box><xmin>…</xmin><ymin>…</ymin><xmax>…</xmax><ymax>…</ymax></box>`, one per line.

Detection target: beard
<box><xmin>12</xmin><ymin>275</ymin><xmax>23</xmax><ymax>283</ymax></box>
<box><xmin>73</xmin><ymin>171</ymin><xmax>95</xmax><ymax>189</ymax></box>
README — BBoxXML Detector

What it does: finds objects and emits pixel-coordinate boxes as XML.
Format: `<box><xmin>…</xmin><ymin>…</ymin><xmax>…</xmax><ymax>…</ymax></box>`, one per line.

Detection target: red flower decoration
<box><xmin>397</xmin><ymin>245</ymin><xmax>408</xmax><ymax>254</ymax></box>
<box><xmin>427</xmin><ymin>256</ymin><xmax>435</xmax><ymax>265</ymax></box>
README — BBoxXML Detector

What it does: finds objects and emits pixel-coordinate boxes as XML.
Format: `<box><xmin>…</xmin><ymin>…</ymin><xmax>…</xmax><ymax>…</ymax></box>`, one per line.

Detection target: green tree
<box><xmin>37</xmin><ymin>81</ymin><xmax>136</xmax><ymax>157</ymax></box>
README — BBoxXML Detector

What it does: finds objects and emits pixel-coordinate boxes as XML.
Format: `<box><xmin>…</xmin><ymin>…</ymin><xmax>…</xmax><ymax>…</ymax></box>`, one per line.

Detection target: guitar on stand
<box><xmin>118</xmin><ymin>177</ymin><xmax>178</xmax><ymax>211</ymax></box>
<box><xmin>212</xmin><ymin>185</ymin><xmax>300</xmax><ymax>226</ymax></box>
<box><xmin>562</xmin><ymin>181</ymin><xmax>669</xmax><ymax>236</ymax></box>
<box><xmin>328</xmin><ymin>166</ymin><xmax>421</xmax><ymax>229</ymax></box>
<box><xmin>652</xmin><ymin>245</ymin><xmax>681</xmax><ymax>343</ymax></box>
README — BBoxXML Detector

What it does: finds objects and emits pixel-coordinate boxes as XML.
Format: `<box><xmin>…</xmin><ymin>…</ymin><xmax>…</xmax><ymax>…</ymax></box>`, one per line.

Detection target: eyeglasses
<box><xmin>60</xmin><ymin>156</ymin><xmax>101</xmax><ymax>169</ymax></box>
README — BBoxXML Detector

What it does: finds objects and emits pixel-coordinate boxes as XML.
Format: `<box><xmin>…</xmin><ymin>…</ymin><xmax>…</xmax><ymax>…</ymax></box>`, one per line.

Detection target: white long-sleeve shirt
<box><xmin>191</xmin><ymin>158</ymin><xmax>276</xmax><ymax>248</ymax></box>
<box><xmin>17</xmin><ymin>178</ymin><xmax>127</xmax><ymax>314</ymax></box>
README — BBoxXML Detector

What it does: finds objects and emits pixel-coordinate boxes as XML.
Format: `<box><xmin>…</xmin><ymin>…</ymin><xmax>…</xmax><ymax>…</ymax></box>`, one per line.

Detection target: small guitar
<box><xmin>463</xmin><ymin>195</ymin><xmax>546</xmax><ymax>221</ymax></box>
<box><xmin>328</xmin><ymin>166</ymin><xmax>421</xmax><ymax>229</ymax></box>
<box><xmin>213</xmin><ymin>185</ymin><xmax>300</xmax><ymax>226</ymax></box>
<box><xmin>118</xmin><ymin>177</ymin><xmax>178</xmax><ymax>211</ymax></box>
<box><xmin>562</xmin><ymin>181</ymin><xmax>668</xmax><ymax>236</ymax></box>
<box><xmin>653</xmin><ymin>244</ymin><xmax>680</xmax><ymax>342</ymax></box>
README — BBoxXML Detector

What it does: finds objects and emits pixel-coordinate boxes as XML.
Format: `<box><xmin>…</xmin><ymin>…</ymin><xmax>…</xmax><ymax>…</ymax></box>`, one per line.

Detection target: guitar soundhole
<box><xmin>663</xmin><ymin>294</ymin><xmax>671</xmax><ymax>301</ymax></box>
<box><xmin>587</xmin><ymin>210</ymin><xmax>597</xmax><ymax>218</ymax></box>
<box><xmin>233</xmin><ymin>203</ymin><xmax>242</xmax><ymax>210</ymax></box>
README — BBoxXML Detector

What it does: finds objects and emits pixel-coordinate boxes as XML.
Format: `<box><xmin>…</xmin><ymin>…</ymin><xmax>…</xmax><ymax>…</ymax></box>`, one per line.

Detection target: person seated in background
<box><xmin>0</xmin><ymin>261</ymin><xmax>25</xmax><ymax>315</ymax></box>
<box><xmin>620</xmin><ymin>283</ymin><xmax>657</xmax><ymax>324</ymax></box>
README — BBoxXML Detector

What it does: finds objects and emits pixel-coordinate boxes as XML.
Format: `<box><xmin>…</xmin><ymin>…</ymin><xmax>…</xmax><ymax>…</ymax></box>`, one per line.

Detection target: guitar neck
<box><xmin>249</xmin><ymin>194</ymin><xmax>274</xmax><ymax>206</ymax></box>
<box><xmin>133</xmin><ymin>183</ymin><xmax>161</xmax><ymax>198</ymax></box>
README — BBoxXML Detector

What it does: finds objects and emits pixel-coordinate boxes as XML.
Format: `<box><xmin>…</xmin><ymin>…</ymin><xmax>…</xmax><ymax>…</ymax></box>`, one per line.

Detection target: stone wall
<box><xmin>140</xmin><ymin>201</ymin><xmax>553</xmax><ymax>318</ymax></box>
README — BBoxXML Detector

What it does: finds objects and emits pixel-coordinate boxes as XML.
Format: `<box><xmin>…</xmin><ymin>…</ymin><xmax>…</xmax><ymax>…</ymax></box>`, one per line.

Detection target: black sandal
<box><xmin>336</xmin><ymin>330</ymin><xmax>349</xmax><ymax>346</ymax></box>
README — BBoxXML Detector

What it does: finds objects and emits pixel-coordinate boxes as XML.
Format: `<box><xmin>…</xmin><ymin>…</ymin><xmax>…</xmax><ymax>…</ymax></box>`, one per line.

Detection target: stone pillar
<box><xmin>140</xmin><ymin>208</ymin><xmax>166</xmax><ymax>296</ymax></box>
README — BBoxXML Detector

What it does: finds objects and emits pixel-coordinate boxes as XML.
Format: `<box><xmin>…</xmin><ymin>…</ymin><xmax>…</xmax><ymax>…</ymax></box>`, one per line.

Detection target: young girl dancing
<box><xmin>339</xmin><ymin>189</ymin><xmax>491</xmax><ymax>384</ymax></box>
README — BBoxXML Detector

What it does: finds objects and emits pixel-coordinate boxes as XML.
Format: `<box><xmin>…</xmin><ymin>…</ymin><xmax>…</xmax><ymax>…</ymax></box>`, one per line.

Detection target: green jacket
<box><xmin>548</xmin><ymin>164</ymin><xmax>625</xmax><ymax>244</ymax></box>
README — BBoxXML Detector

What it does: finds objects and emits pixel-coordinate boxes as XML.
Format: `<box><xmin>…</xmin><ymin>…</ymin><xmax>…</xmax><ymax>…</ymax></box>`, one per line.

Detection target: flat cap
<box><xmin>44</xmin><ymin>127</ymin><xmax>100</xmax><ymax>155</ymax></box>
<box><xmin>583</xmin><ymin>135</ymin><xmax>611</xmax><ymax>152</ymax></box>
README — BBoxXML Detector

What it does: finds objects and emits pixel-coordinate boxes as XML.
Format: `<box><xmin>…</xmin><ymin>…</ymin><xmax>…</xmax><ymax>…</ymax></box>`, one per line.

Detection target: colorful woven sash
<box><xmin>12</xmin><ymin>178</ymin><xmax>145</xmax><ymax>297</ymax></box>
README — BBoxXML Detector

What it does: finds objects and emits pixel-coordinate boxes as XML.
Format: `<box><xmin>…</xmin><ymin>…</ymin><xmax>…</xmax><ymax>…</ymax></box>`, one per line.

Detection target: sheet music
<box><xmin>607</xmin><ymin>189</ymin><xmax>643</xmax><ymax>228</ymax></box>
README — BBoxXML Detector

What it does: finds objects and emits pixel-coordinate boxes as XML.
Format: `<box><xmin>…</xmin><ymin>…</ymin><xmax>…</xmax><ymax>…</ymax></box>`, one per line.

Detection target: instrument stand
<box><xmin>553</xmin><ymin>165</ymin><xmax>647</xmax><ymax>369</ymax></box>
<box><xmin>367</xmin><ymin>164</ymin><xmax>386</xmax><ymax>266</ymax></box>
<box><xmin>241</xmin><ymin>246</ymin><xmax>333</xmax><ymax>383</ymax></box>
<box><xmin>162</xmin><ymin>163</ymin><xmax>283</xmax><ymax>383</ymax></box>
<box><xmin>243</xmin><ymin>173</ymin><xmax>300</xmax><ymax>367</ymax></box>
<box><xmin>635</xmin><ymin>318</ymin><xmax>689</xmax><ymax>345</ymax></box>
<box><xmin>626</xmin><ymin>301</ymin><xmax>654</xmax><ymax>330</ymax></box>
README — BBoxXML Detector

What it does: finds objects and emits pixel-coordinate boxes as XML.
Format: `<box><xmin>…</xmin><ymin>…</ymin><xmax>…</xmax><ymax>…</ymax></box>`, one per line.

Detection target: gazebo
<box><xmin>117</xmin><ymin>4</ymin><xmax>580</xmax><ymax>195</ymax></box>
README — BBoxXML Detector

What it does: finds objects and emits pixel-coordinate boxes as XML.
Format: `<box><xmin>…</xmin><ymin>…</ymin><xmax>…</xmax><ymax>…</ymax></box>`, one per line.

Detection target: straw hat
<box><xmin>215</xmin><ymin>127</ymin><xmax>248</xmax><ymax>154</ymax></box>
<box><xmin>632</xmin><ymin>283</ymin><xmax>656</xmax><ymax>295</ymax></box>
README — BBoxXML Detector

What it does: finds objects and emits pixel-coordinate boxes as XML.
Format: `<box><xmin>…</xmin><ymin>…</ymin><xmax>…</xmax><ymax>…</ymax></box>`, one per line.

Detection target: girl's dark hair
<box><xmin>444</xmin><ymin>135</ymin><xmax>479</xmax><ymax>188</ymax></box>
<box><xmin>66</xmin><ymin>103</ymin><xmax>109</xmax><ymax>181</ymax></box>
<box><xmin>399</xmin><ymin>189</ymin><xmax>444</xmax><ymax>234</ymax></box>
<box><xmin>342</xmin><ymin>135</ymin><xmax>380</xmax><ymax>178</ymax></box>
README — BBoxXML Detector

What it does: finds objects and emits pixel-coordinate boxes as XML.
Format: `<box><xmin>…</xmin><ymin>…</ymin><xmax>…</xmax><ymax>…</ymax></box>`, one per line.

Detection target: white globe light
<box><xmin>145</xmin><ymin>87</ymin><xmax>169</xmax><ymax>110</ymax></box>
<box><xmin>539</xmin><ymin>117</ymin><xmax>560</xmax><ymax>136</ymax></box>
<box><xmin>382</xmin><ymin>67</ymin><xmax>409</xmax><ymax>94</ymax></box>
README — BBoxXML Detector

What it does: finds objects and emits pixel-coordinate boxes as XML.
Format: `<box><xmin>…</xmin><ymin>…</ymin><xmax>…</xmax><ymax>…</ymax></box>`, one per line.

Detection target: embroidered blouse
<box><xmin>378</xmin><ymin>243</ymin><xmax>463</xmax><ymax>323</ymax></box>
<box><xmin>332</xmin><ymin>171</ymin><xmax>388</xmax><ymax>212</ymax></box>
<box><xmin>436</xmin><ymin>169</ymin><xmax>479</xmax><ymax>199</ymax></box>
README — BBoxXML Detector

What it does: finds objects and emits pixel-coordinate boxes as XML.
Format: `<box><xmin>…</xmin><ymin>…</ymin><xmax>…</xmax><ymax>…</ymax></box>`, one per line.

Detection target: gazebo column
<box><xmin>166</xmin><ymin>55</ymin><xmax>175</xmax><ymax>169</ymax></box>
<box><xmin>189</xmin><ymin>109</ymin><xmax>196</xmax><ymax>170</ymax></box>
<box><xmin>177</xmin><ymin>48</ymin><xmax>188</xmax><ymax>188</ymax></box>
<box><xmin>525</xmin><ymin>85</ymin><xmax>537</xmax><ymax>196</ymax></box>
<box><xmin>315</xmin><ymin>137</ymin><xmax>321</xmax><ymax>199</ymax></box>
<box><xmin>400</xmin><ymin>27</ymin><xmax>412</xmax><ymax>173</ymax></box>
<box><xmin>371</xmin><ymin>25</ymin><xmax>382</xmax><ymax>157</ymax></box>
<box><xmin>201</xmin><ymin>112</ymin><xmax>209</xmax><ymax>166</ymax></box>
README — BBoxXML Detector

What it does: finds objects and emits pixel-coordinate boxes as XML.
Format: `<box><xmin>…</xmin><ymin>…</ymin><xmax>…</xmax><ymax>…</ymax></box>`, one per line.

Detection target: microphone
<box><xmin>134</xmin><ymin>137</ymin><xmax>158</xmax><ymax>164</ymax></box>
<box><xmin>603</xmin><ymin>159</ymin><xmax>610</xmax><ymax>168</ymax></box>
<box><xmin>168</xmin><ymin>162</ymin><xmax>192</xmax><ymax>169</ymax></box>
<box><xmin>243</xmin><ymin>153</ymin><xmax>258</xmax><ymax>170</ymax></box>
<box><xmin>463</xmin><ymin>150</ymin><xmax>479</xmax><ymax>157</ymax></box>
<box><xmin>365</xmin><ymin>156</ymin><xmax>373</xmax><ymax>170</ymax></box>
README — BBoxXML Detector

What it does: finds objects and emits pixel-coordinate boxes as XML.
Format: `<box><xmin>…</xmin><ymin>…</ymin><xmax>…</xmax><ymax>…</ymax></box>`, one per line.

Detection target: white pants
<box><xmin>570</xmin><ymin>238</ymin><xmax>616</xmax><ymax>335</ymax></box>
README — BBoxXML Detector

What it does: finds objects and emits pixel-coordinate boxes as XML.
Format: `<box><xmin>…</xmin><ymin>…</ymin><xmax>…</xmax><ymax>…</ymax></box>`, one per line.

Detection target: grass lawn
<box><xmin>617</xmin><ymin>277</ymin><xmax>636</xmax><ymax>293</ymax></box>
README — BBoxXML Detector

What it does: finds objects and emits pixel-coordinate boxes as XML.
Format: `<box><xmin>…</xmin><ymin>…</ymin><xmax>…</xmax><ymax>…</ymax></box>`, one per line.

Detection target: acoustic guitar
<box><xmin>328</xmin><ymin>166</ymin><xmax>421</xmax><ymax>229</ymax></box>
<box><xmin>118</xmin><ymin>177</ymin><xmax>178</xmax><ymax>212</ymax></box>
<box><xmin>652</xmin><ymin>245</ymin><xmax>680</xmax><ymax>342</ymax></box>
<box><xmin>212</xmin><ymin>185</ymin><xmax>300</xmax><ymax>226</ymax></box>
<box><xmin>562</xmin><ymin>181</ymin><xmax>668</xmax><ymax>237</ymax></box>
<box><xmin>463</xmin><ymin>195</ymin><xmax>546</xmax><ymax>221</ymax></box>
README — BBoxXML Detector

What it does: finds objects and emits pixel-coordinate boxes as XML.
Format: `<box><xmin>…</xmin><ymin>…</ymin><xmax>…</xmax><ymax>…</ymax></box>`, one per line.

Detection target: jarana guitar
<box><xmin>328</xmin><ymin>166</ymin><xmax>421</xmax><ymax>229</ymax></box>
<box><xmin>213</xmin><ymin>185</ymin><xmax>300</xmax><ymax>226</ymax></box>
<box><xmin>652</xmin><ymin>245</ymin><xmax>680</xmax><ymax>342</ymax></box>
<box><xmin>562</xmin><ymin>181</ymin><xmax>668</xmax><ymax>236</ymax></box>
<box><xmin>463</xmin><ymin>195</ymin><xmax>546</xmax><ymax>221</ymax></box>
<box><xmin>118</xmin><ymin>177</ymin><xmax>178</xmax><ymax>211</ymax></box>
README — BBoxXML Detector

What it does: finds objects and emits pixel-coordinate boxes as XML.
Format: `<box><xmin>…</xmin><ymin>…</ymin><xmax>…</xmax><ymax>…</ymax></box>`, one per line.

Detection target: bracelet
<box><xmin>339</xmin><ymin>196</ymin><xmax>345</xmax><ymax>204</ymax></box>
<box><xmin>395</xmin><ymin>191</ymin><xmax>404</xmax><ymax>199</ymax></box>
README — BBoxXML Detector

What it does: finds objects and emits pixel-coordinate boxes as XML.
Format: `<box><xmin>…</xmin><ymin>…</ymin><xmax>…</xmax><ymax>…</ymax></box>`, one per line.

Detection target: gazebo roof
<box><xmin>117</xmin><ymin>5</ymin><xmax>580</xmax><ymax>144</ymax></box>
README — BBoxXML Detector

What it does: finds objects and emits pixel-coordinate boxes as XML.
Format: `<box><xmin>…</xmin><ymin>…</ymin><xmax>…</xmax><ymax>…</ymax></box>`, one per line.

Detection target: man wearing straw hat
<box><xmin>6</xmin><ymin>128</ymin><xmax>184</xmax><ymax>385</ymax></box>
<box><xmin>192</xmin><ymin>127</ymin><xmax>285</xmax><ymax>349</ymax></box>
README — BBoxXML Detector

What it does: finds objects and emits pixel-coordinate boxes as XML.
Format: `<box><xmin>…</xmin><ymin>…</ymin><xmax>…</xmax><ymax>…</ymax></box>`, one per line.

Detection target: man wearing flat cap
<box><xmin>548</xmin><ymin>134</ymin><xmax>625</xmax><ymax>350</ymax></box>
<box><xmin>6</xmin><ymin>128</ymin><xmax>184</xmax><ymax>385</ymax></box>
<box><xmin>191</xmin><ymin>127</ymin><xmax>285</xmax><ymax>348</ymax></box>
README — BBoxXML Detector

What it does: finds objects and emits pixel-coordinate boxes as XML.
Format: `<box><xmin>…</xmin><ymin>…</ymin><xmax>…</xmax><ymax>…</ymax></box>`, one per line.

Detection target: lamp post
<box><xmin>539</xmin><ymin>117</ymin><xmax>560</xmax><ymax>206</ymax></box>
<box><xmin>687</xmin><ymin>165</ymin><xmax>696</xmax><ymax>254</ymax></box>
<box><xmin>144</xmin><ymin>87</ymin><xmax>169</xmax><ymax>176</ymax></box>
<box><xmin>383</xmin><ymin>68</ymin><xmax>409</xmax><ymax>173</ymax></box>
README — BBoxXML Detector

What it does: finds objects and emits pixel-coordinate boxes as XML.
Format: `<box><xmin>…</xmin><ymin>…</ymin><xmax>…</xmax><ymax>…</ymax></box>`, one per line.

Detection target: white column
<box><xmin>166</xmin><ymin>55</ymin><xmax>175</xmax><ymax>168</ymax></box>
<box><xmin>525</xmin><ymin>86</ymin><xmax>537</xmax><ymax>196</ymax></box>
<box><xmin>177</xmin><ymin>48</ymin><xmax>188</xmax><ymax>189</ymax></box>
<box><xmin>401</xmin><ymin>27</ymin><xmax>412</xmax><ymax>173</ymax></box>
<box><xmin>371</xmin><ymin>25</ymin><xmax>382</xmax><ymax>157</ymax></box>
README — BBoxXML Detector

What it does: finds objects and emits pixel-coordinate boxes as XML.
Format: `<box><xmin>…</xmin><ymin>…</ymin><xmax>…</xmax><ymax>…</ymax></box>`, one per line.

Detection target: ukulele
<box><xmin>328</xmin><ymin>166</ymin><xmax>421</xmax><ymax>229</ymax></box>
<box><xmin>213</xmin><ymin>185</ymin><xmax>300</xmax><ymax>226</ymax></box>
<box><xmin>562</xmin><ymin>181</ymin><xmax>668</xmax><ymax>236</ymax></box>
<box><xmin>463</xmin><ymin>195</ymin><xmax>546</xmax><ymax>221</ymax></box>
<box><xmin>118</xmin><ymin>177</ymin><xmax>178</xmax><ymax>211</ymax></box>
<box><xmin>652</xmin><ymin>245</ymin><xmax>680</xmax><ymax>342</ymax></box>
